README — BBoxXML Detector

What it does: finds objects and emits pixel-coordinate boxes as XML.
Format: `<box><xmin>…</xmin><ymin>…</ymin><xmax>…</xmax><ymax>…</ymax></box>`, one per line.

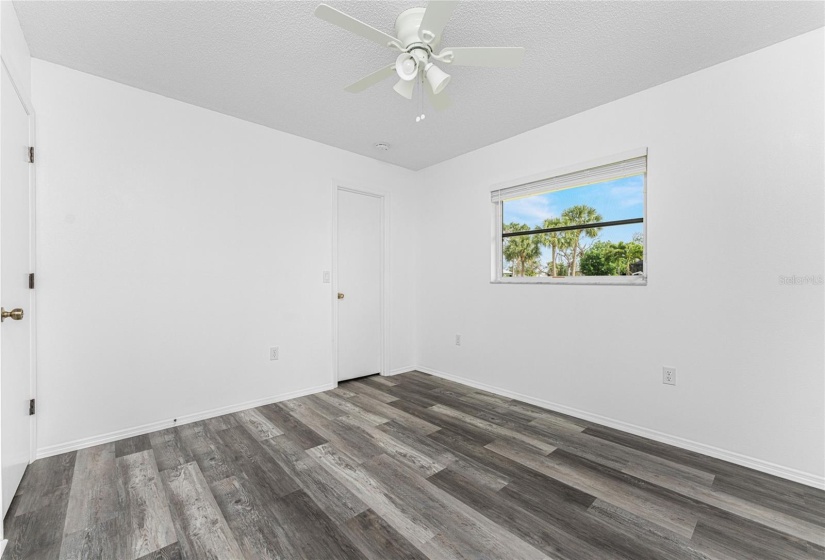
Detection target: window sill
<box><xmin>491</xmin><ymin>276</ymin><xmax>647</xmax><ymax>286</ymax></box>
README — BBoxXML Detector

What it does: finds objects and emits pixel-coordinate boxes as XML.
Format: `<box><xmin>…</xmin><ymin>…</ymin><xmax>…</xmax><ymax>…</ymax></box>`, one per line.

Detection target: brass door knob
<box><xmin>337</xmin><ymin>293</ymin><xmax>345</xmax><ymax>300</ymax></box>
<box><xmin>1</xmin><ymin>307</ymin><xmax>24</xmax><ymax>322</ymax></box>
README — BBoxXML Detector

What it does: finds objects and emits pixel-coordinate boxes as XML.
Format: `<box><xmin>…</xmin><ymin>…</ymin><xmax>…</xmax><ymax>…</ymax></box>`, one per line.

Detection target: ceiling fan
<box><xmin>314</xmin><ymin>1</ymin><xmax>525</xmax><ymax>118</ymax></box>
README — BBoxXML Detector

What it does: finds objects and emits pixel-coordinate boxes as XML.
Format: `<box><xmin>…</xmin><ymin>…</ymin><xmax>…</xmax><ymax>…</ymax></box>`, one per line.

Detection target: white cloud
<box><xmin>504</xmin><ymin>195</ymin><xmax>559</xmax><ymax>227</ymax></box>
<box><xmin>609</xmin><ymin>185</ymin><xmax>644</xmax><ymax>208</ymax></box>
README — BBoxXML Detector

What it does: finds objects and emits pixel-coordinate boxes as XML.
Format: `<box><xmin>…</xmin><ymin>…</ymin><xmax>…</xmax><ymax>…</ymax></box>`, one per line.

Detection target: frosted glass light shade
<box><xmin>425</xmin><ymin>62</ymin><xmax>450</xmax><ymax>94</ymax></box>
<box><xmin>395</xmin><ymin>53</ymin><xmax>419</xmax><ymax>81</ymax></box>
<box><xmin>393</xmin><ymin>79</ymin><xmax>415</xmax><ymax>99</ymax></box>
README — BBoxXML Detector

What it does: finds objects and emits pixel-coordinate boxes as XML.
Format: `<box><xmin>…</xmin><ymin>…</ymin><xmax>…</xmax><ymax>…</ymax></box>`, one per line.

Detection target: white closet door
<box><xmin>337</xmin><ymin>189</ymin><xmax>381</xmax><ymax>382</ymax></box>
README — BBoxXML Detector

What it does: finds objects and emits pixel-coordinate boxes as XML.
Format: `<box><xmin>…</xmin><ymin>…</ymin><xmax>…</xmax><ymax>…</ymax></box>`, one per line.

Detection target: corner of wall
<box><xmin>0</xmin><ymin>1</ymin><xmax>32</xmax><ymax>106</ymax></box>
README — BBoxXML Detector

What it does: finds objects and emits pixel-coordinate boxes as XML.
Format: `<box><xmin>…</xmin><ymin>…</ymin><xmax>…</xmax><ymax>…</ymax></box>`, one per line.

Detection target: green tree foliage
<box><xmin>559</xmin><ymin>205</ymin><xmax>603</xmax><ymax>276</ymax></box>
<box><xmin>538</xmin><ymin>217</ymin><xmax>569</xmax><ymax>277</ymax></box>
<box><xmin>623</xmin><ymin>241</ymin><xmax>644</xmax><ymax>273</ymax></box>
<box><xmin>503</xmin><ymin>222</ymin><xmax>541</xmax><ymax>277</ymax></box>
<box><xmin>547</xmin><ymin>260</ymin><xmax>568</xmax><ymax>276</ymax></box>
<box><xmin>580</xmin><ymin>240</ymin><xmax>644</xmax><ymax>276</ymax></box>
<box><xmin>579</xmin><ymin>241</ymin><xmax>615</xmax><ymax>276</ymax></box>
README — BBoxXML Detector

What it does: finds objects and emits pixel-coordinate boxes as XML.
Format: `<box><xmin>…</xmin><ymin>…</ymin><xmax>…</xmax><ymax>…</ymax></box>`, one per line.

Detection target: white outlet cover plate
<box><xmin>663</xmin><ymin>366</ymin><xmax>676</xmax><ymax>385</ymax></box>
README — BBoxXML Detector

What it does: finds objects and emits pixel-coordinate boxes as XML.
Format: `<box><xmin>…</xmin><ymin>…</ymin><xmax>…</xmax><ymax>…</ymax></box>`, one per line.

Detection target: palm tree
<box><xmin>560</xmin><ymin>205</ymin><xmax>603</xmax><ymax>276</ymax></box>
<box><xmin>503</xmin><ymin>222</ymin><xmax>541</xmax><ymax>277</ymax></box>
<box><xmin>538</xmin><ymin>217</ymin><xmax>568</xmax><ymax>277</ymax></box>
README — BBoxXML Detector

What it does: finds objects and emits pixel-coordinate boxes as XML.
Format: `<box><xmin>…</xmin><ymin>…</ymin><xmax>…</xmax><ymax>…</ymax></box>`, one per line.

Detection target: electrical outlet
<box><xmin>270</xmin><ymin>346</ymin><xmax>280</xmax><ymax>361</ymax></box>
<box><xmin>455</xmin><ymin>334</ymin><xmax>461</xmax><ymax>346</ymax></box>
<box><xmin>663</xmin><ymin>366</ymin><xmax>676</xmax><ymax>385</ymax></box>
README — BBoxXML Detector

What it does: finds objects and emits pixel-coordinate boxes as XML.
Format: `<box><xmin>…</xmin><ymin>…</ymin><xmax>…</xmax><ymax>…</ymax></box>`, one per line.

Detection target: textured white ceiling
<box><xmin>14</xmin><ymin>1</ymin><xmax>825</xmax><ymax>170</ymax></box>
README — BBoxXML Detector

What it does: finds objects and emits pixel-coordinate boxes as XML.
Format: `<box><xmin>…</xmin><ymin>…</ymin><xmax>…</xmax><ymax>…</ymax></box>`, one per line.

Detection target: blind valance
<box><xmin>491</xmin><ymin>154</ymin><xmax>647</xmax><ymax>203</ymax></box>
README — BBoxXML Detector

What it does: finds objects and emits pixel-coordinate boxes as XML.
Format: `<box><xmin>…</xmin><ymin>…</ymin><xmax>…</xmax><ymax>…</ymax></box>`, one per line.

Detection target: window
<box><xmin>491</xmin><ymin>150</ymin><xmax>647</xmax><ymax>285</ymax></box>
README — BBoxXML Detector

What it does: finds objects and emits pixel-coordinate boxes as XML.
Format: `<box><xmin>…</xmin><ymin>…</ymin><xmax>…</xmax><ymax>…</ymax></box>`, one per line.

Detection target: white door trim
<box><xmin>331</xmin><ymin>181</ymin><xmax>391</xmax><ymax>385</ymax></box>
<box><xmin>0</xmin><ymin>58</ymin><xmax>37</xmax><ymax>466</ymax></box>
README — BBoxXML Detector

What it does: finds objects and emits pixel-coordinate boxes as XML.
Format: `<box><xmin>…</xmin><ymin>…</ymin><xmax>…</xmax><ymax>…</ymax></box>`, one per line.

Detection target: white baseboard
<box><xmin>0</xmin><ymin>539</ymin><xmax>7</xmax><ymax>557</ymax></box>
<box><xmin>416</xmin><ymin>366</ymin><xmax>825</xmax><ymax>490</ymax></box>
<box><xmin>388</xmin><ymin>366</ymin><xmax>415</xmax><ymax>376</ymax></box>
<box><xmin>35</xmin><ymin>382</ymin><xmax>335</xmax><ymax>460</ymax></box>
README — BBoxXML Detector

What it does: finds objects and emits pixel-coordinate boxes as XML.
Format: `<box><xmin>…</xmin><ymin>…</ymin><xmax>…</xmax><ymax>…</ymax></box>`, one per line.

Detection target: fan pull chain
<box><xmin>415</xmin><ymin>70</ymin><xmax>425</xmax><ymax>123</ymax></box>
<box><xmin>414</xmin><ymin>72</ymin><xmax>420</xmax><ymax>123</ymax></box>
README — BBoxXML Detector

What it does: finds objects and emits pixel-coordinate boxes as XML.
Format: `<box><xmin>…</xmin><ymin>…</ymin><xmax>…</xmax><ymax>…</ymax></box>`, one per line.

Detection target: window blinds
<box><xmin>491</xmin><ymin>154</ymin><xmax>647</xmax><ymax>203</ymax></box>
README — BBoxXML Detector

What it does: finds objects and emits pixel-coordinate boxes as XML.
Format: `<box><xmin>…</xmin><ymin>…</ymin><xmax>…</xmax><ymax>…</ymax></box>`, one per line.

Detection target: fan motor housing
<box><xmin>395</xmin><ymin>8</ymin><xmax>438</xmax><ymax>48</ymax></box>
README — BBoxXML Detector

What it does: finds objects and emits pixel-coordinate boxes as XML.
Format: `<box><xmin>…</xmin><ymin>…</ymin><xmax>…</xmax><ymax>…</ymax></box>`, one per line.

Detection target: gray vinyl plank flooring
<box><xmin>209</xmin><ymin>475</ymin><xmax>297</xmax><ymax>559</ymax></box>
<box><xmin>135</xmin><ymin>542</ymin><xmax>182</xmax><ymax>560</ymax></box>
<box><xmin>62</xmin><ymin>443</ymin><xmax>120</xmax><ymax>535</ymax></box>
<box><xmin>429</xmin><ymin>465</ymin><xmax>628</xmax><ymax>560</ymax></box>
<box><xmin>259</xmin><ymin>402</ymin><xmax>328</xmax><ymax>450</ymax></box>
<box><xmin>233</xmin><ymin>408</ymin><xmax>284</xmax><ymax>441</ymax></box>
<box><xmin>300</xmin><ymin>394</ymin><xmax>350</xmax><ymax>421</ymax></box>
<box><xmin>58</xmin><ymin>513</ymin><xmax>129</xmax><ymax>560</ymax></box>
<box><xmin>161</xmin><ymin>462</ymin><xmax>245</xmax><ymax>559</ymax></box>
<box><xmin>3</xmin><ymin>485</ymin><xmax>72</xmax><ymax>560</ymax></box>
<box><xmin>4</xmin><ymin>371</ymin><xmax>824</xmax><ymax>560</ymax></box>
<box><xmin>9</xmin><ymin>452</ymin><xmax>76</xmax><ymax>518</ymax></box>
<box><xmin>369</xmin><ymin>375</ymin><xmax>398</xmax><ymax>387</ymax></box>
<box><xmin>348</xmin><ymin>393</ymin><xmax>441</xmax><ymax>435</ymax></box>
<box><xmin>260</xmin><ymin>435</ymin><xmax>370</xmax><ymax>524</ymax></box>
<box><xmin>115</xmin><ymin>434</ymin><xmax>154</xmax><ymax>459</ymax></box>
<box><xmin>215</xmin><ymin>425</ymin><xmax>301</xmax><ymax>499</ymax></box>
<box><xmin>341</xmin><ymin>508</ymin><xmax>429</xmax><ymax>560</ymax></box>
<box><xmin>148</xmin><ymin>429</ymin><xmax>195</xmax><ymax>473</ymax></box>
<box><xmin>201</xmin><ymin>413</ymin><xmax>239</xmax><ymax>433</ymax></box>
<box><xmin>115</xmin><ymin>450</ymin><xmax>177</xmax><ymax>558</ymax></box>
<box><xmin>343</xmin><ymin>380</ymin><xmax>400</xmax><ymax>404</ymax></box>
<box><xmin>174</xmin><ymin>422</ymin><xmax>234</xmax><ymax>485</ymax></box>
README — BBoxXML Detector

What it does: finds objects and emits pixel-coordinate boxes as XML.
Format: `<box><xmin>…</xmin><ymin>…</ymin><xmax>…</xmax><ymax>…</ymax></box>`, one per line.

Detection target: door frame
<box><xmin>0</xmin><ymin>58</ymin><xmax>37</xmax><ymax>465</ymax></box>
<box><xmin>331</xmin><ymin>182</ymin><xmax>391</xmax><ymax>385</ymax></box>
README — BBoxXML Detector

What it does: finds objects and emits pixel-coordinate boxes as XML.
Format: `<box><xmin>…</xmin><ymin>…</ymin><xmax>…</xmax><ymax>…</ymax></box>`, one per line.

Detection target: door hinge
<box><xmin>29</xmin><ymin>399</ymin><xmax>35</xmax><ymax>416</ymax></box>
<box><xmin>28</xmin><ymin>146</ymin><xmax>34</xmax><ymax>164</ymax></box>
<box><xmin>29</xmin><ymin>273</ymin><xmax>35</xmax><ymax>289</ymax></box>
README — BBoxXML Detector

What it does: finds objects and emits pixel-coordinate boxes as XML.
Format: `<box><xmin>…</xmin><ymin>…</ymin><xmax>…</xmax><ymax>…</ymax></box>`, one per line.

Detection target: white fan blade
<box><xmin>418</xmin><ymin>1</ymin><xmax>459</xmax><ymax>44</ymax></box>
<box><xmin>344</xmin><ymin>64</ymin><xmax>396</xmax><ymax>93</ymax></box>
<box><xmin>426</xmin><ymin>86</ymin><xmax>452</xmax><ymax>111</ymax></box>
<box><xmin>393</xmin><ymin>79</ymin><xmax>415</xmax><ymax>99</ymax></box>
<box><xmin>441</xmin><ymin>47</ymin><xmax>525</xmax><ymax>67</ymax></box>
<box><xmin>315</xmin><ymin>4</ymin><xmax>401</xmax><ymax>49</ymax></box>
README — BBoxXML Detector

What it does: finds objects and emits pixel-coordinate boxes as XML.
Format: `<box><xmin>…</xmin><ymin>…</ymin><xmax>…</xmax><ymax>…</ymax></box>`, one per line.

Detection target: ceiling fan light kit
<box><xmin>393</xmin><ymin>78</ymin><xmax>415</xmax><ymax>100</ymax></box>
<box><xmin>314</xmin><ymin>1</ymin><xmax>525</xmax><ymax>121</ymax></box>
<box><xmin>395</xmin><ymin>52</ymin><xmax>420</xmax><ymax>81</ymax></box>
<box><xmin>424</xmin><ymin>63</ymin><xmax>450</xmax><ymax>95</ymax></box>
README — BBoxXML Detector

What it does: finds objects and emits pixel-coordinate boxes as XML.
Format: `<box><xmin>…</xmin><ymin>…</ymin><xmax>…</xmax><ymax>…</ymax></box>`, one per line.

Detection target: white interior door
<box><xmin>337</xmin><ymin>189</ymin><xmax>382</xmax><ymax>382</ymax></box>
<box><xmin>1</xmin><ymin>66</ymin><xmax>33</xmax><ymax>517</ymax></box>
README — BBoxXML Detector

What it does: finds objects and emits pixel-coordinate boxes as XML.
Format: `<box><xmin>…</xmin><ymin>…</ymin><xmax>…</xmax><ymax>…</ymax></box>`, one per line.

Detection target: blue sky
<box><xmin>502</xmin><ymin>175</ymin><xmax>644</xmax><ymax>264</ymax></box>
<box><xmin>503</xmin><ymin>175</ymin><xmax>644</xmax><ymax>241</ymax></box>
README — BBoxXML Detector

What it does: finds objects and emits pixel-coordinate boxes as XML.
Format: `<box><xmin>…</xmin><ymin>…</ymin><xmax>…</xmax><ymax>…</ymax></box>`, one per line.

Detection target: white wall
<box><xmin>415</xmin><ymin>29</ymin><xmax>824</xmax><ymax>486</ymax></box>
<box><xmin>32</xmin><ymin>60</ymin><xmax>418</xmax><ymax>455</ymax></box>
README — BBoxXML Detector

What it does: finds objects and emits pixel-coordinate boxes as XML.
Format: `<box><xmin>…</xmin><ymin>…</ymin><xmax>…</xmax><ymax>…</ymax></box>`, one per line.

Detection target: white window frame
<box><xmin>491</xmin><ymin>148</ymin><xmax>648</xmax><ymax>286</ymax></box>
